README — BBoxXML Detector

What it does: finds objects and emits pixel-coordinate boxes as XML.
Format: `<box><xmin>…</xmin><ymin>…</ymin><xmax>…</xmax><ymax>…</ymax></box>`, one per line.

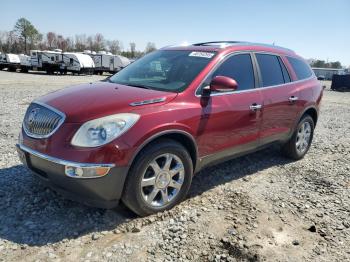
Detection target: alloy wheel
<box><xmin>296</xmin><ymin>121</ymin><xmax>312</xmax><ymax>154</ymax></box>
<box><xmin>140</xmin><ymin>153</ymin><xmax>185</xmax><ymax>207</ymax></box>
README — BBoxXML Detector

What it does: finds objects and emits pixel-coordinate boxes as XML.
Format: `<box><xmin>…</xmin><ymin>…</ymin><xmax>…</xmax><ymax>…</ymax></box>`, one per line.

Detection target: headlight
<box><xmin>71</xmin><ymin>113</ymin><xmax>140</xmax><ymax>147</ymax></box>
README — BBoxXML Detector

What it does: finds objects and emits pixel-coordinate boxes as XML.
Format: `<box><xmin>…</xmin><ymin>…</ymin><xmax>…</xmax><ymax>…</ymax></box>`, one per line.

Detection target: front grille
<box><xmin>23</xmin><ymin>102</ymin><xmax>65</xmax><ymax>138</ymax></box>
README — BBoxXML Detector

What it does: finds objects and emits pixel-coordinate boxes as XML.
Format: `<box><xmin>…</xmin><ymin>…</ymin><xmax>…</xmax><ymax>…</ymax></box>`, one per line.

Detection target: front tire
<box><xmin>282</xmin><ymin>115</ymin><xmax>314</xmax><ymax>160</ymax></box>
<box><xmin>122</xmin><ymin>139</ymin><xmax>193</xmax><ymax>216</ymax></box>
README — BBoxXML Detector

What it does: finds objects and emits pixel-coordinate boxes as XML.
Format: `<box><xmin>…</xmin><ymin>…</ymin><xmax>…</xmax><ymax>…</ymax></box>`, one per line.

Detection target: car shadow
<box><xmin>0</xmin><ymin>146</ymin><xmax>292</xmax><ymax>247</ymax></box>
<box><xmin>189</xmin><ymin>145</ymin><xmax>292</xmax><ymax>198</ymax></box>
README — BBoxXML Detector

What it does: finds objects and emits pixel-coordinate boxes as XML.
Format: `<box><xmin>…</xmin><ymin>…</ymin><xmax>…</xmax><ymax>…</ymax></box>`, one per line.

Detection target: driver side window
<box><xmin>199</xmin><ymin>53</ymin><xmax>255</xmax><ymax>94</ymax></box>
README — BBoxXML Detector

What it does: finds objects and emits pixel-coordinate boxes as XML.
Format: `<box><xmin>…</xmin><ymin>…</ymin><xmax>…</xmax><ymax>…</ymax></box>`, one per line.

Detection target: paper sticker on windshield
<box><xmin>189</xmin><ymin>52</ymin><xmax>215</xmax><ymax>58</ymax></box>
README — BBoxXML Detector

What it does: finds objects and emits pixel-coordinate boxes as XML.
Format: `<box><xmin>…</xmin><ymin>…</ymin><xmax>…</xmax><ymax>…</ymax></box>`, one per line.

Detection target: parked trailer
<box><xmin>0</xmin><ymin>53</ymin><xmax>4</xmax><ymax>69</ymax></box>
<box><xmin>30</xmin><ymin>50</ymin><xmax>42</xmax><ymax>70</ymax></box>
<box><xmin>19</xmin><ymin>54</ymin><xmax>31</xmax><ymax>73</ymax></box>
<box><xmin>62</xmin><ymin>53</ymin><xmax>95</xmax><ymax>74</ymax></box>
<box><xmin>30</xmin><ymin>49</ymin><xmax>63</xmax><ymax>74</ymax></box>
<box><xmin>0</xmin><ymin>54</ymin><xmax>21</xmax><ymax>71</ymax></box>
<box><xmin>86</xmin><ymin>51</ymin><xmax>130</xmax><ymax>74</ymax></box>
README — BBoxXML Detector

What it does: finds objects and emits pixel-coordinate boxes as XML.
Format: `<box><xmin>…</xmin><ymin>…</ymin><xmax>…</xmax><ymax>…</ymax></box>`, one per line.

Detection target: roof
<box><xmin>63</xmin><ymin>52</ymin><xmax>95</xmax><ymax>68</ymax></box>
<box><xmin>42</xmin><ymin>50</ymin><xmax>61</xmax><ymax>54</ymax></box>
<box><xmin>6</xmin><ymin>54</ymin><xmax>20</xmax><ymax>63</ymax></box>
<box><xmin>162</xmin><ymin>41</ymin><xmax>296</xmax><ymax>56</ymax></box>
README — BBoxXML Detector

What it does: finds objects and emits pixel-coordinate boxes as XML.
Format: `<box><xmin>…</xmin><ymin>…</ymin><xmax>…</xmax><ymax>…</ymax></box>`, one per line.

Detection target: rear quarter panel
<box><xmin>293</xmin><ymin>77</ymin><xmax>323</xmax><ymax>128</ymax></box>
<box><xmin>282</xmin><ymin>55</ymin><xmax>323</xmax><ymax>128</ymax></box>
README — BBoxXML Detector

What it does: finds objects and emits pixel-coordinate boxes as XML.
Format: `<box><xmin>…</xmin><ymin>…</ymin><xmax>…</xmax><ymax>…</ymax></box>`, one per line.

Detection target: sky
<box><xmin>1</xmin><ymin>0</ymin><xmax>349</xmax><ymax>66</ymax></box>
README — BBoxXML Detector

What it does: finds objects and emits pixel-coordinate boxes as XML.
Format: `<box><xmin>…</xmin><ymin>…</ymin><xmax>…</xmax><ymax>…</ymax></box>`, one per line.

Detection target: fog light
<box><xmin>65</xmin><ymin>166</ymin><xmax>110</xmax><ymax>178</ymax></box>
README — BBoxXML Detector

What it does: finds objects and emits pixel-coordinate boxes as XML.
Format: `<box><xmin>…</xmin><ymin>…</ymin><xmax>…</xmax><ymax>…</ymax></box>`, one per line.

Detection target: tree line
<box><xmin>310</xmin><ymin>60</ymin><xmax>342</xmax><ymax>69</ymax></box>
<box><xmin>0</xmin><ymin>18</ymin><xmax>157</xmax><ymax>58</ymax></box>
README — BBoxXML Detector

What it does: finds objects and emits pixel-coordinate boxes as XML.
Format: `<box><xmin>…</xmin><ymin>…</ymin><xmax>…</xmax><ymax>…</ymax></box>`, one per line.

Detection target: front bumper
<box><xmin>16</xmin><ymin>144</ymin><xmax>129</xmax><ymax>209</ymax></box>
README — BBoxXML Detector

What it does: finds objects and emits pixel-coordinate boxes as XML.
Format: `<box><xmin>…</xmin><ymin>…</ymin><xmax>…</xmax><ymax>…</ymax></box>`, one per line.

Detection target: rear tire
<box><xmin>122</xmin><ymin>139</ymin><xmax>193</xmax><ymax>216</ymax></box>
<box><xmin>282</xmin><ymin>115</ymin><xmax>314</xmax><ymax>160</ymax></box>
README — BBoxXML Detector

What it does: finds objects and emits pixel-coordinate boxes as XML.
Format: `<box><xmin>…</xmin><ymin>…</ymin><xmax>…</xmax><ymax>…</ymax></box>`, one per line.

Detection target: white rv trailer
<box><xmin>19</xmin><ymin>54</ymin><xmax>31</xmax><ymax>72</ymax></box>
<box><xmin>30</xmin><ymin>49</ymin><xmax>63</xmax><ymax>74</ymax></box>
<box><xmin>0</xmin><ymin>53</ymin><xmax>4</xmax><ymax>68</ymax></box>
<box><xmin>29</xmin><ymin>50</ymin><xmax>42</xmax><ymax>69</ymax></box>
<box><xmin>87</xmin><ymin>51</ymin><xmax>130</xmax><ymax>74</ymax></box>
<box><xmin>0</xmin><ymin>54</ymin><xmax>21</xmax><ymax>71</ymax></box>
<box><xmin>62</xmin><ymin>52</ymin><xmax>95</xmax><ymax>74</ymax></box>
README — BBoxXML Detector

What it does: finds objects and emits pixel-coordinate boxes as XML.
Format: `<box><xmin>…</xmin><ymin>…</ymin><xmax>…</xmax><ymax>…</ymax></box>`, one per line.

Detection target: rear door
<box><xmin>110</xmin><ymin>57</ymin><xmax>114</xmax><ymax>71</ymax></box>
<box><xmin>196</xmin><ymin>53</ymin><xmax>263</xmax><ymax>161</ymax></box>
<box><xmin>37</xmin><ymin>53</ymin><xmax>42</xmax><ymax>68</ymax></box>
<box><xmin>254</xmin><ymin>53</ymin><xmax>300</xmax><ymax>143</ymax></box>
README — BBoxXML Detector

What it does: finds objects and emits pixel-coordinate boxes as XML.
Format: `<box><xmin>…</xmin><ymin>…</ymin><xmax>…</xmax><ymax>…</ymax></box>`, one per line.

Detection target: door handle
<box><xmin>289</xmin><ymin>96</ymin><xmax>298</xmax><ymax>103</ymax></box>
<box><xmin>250</xmin><ymin>103</ymin><xmax>262</xmax><ymax>111</ymax></box>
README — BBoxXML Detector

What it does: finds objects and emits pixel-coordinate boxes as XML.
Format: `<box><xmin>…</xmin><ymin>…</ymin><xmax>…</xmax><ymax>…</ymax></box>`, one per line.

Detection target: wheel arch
<box><xmin>301</xmin><ymin>106</ymin><xmax>318</xmax><ymax>126</ymax></box>
<box><xmin>289</xmin><ymin>105</ymin><xmax>318</xmax><ymax>139</ymax></box>
<box><xmin>129</xmin><ymin>130</ymin><xmax>199</xmax><ymax>173</ymax></box>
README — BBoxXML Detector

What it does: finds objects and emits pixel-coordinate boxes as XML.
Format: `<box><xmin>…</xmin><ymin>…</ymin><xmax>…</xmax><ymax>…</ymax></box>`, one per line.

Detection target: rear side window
<box><xmin>211</xmin><ymin>54</ymin><xmax>255</xmax><ymax>91</ymax></box>
<box><xmin>287</xmin><ymin>56</ymin><xmax>313</xmax><ymax>80</ymax></box>
<box><xmin>278</xmin><ymin>57</ymin><xmax>291</xmax><ymax>83</ymax></box>
<box><xmin>256</xmin><ymin>54</ymin><xmax>285</xmax><ymax>87</ymax></box>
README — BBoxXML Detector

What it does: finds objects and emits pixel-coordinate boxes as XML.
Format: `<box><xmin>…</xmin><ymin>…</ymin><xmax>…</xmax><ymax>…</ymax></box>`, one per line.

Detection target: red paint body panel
<box><xmin>21</xmin><ymin>43</ymin><xmax>323</xmax><ymax>173</ymax></box>
<box><xmin>195</xmin><ymin>91</ymin><xmax>263</xmax><ymax>156</ymax></box>
<box><xmin>259</xmin><ymin>82</ymin><xmax>301</xmax><ymax>142</ymax></box>
<box><xmin>37</xmin><ymin>81</ymin><xmax>177</xmax><ymax>123</ymax></box>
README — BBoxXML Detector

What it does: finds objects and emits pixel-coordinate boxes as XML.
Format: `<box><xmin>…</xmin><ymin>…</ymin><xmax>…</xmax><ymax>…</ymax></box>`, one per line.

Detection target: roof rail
<box><xmin>192</xmin><ymin>41</ymin><xmax>244</xmax><ymax>46</ymax></box>
<box><xmin>192</xmin><ymin>41</ymin><xmax>295</xmax><ymax>53</ymax></box>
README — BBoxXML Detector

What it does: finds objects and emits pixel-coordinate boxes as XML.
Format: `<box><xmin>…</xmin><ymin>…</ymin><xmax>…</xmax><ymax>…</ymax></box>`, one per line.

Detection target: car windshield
<box><xmin>109</xmin><ymin>50</ymin><xmax>217</xmax><ymax>92</ymax></box>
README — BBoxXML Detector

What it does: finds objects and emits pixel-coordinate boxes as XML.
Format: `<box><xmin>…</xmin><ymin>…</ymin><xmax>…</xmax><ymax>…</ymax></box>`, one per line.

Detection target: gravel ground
<box><xmin>0</xmin><ymin>71</ymin><xmax>349</xmax><ymax>262</ymax></box>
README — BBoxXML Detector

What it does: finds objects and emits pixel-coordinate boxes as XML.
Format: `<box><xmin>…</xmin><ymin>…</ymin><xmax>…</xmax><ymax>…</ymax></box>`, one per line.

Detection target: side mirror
<box><xmin>208</xmin><ymin>76</ymin><xmax>238</xmax><ymax>94</ymax></box>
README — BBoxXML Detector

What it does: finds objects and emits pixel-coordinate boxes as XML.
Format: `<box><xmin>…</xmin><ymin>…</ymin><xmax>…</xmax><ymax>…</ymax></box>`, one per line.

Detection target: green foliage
<box><xmin>1</xmin><ymin>17</ymin><xmax>158</xmax><ymax>58</ymax></box>
<box><xmin>311</xmin><ymin>60</ymin><xmax>342</xmax><ymax>69</ymax></box>
<box><xmin>14</xmin><ymin>18</ymin><xmax>40</xmax><ymax>52</ymax></box>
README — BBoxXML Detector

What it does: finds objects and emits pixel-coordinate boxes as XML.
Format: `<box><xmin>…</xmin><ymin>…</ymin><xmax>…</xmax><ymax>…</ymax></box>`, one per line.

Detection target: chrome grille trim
<box><xmin>23</xmin><ymin>101</ymin><xmax>66</xmax><ymax>139</ymax></box>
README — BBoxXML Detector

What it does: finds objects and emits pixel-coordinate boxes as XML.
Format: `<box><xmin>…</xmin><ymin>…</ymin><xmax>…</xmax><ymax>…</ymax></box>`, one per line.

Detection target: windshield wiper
<box><xmin>124</xmin><ymin>83</ymin><xmax>152</xmax><ymax>89</ymax></box>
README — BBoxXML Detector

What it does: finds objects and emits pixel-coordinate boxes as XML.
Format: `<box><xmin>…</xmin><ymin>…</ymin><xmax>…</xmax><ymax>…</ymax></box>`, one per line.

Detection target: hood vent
<box><xmin>129</xmin><ymin>97</ymin><xmax>166</xmax><ymax>107</ymax></box>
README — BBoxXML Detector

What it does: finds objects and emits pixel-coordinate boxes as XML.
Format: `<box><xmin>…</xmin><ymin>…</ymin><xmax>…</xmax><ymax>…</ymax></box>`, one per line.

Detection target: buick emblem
<box><xmin>28</xmin><ymin>108</ymin><xmax>40</xmax><ymax>124</ymax></box>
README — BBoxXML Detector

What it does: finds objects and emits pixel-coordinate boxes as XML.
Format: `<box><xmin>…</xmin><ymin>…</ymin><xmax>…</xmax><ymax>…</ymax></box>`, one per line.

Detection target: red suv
<box><xmin>17</xmin><ymin>41</ymin><xmax>323</xmax><ymax>216</ymax></box>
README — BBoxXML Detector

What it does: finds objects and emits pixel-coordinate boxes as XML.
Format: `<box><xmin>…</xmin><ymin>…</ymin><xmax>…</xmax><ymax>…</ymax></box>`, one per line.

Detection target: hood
<box><xmin>37</xmin><ymin>81</ymin><xmax>177</xmax><ymax>123</ymax></box>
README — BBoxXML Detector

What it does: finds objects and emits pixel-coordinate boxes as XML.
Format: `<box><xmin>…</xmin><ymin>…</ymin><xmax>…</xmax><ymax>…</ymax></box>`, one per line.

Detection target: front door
<box><xmin>196</xmin><ymin>53</ymin><xmax>263</xmax><ymax>164</ymax></box>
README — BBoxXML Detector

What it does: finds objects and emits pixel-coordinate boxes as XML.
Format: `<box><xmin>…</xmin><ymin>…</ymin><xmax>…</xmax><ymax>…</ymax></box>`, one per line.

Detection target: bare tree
<box><xmin>56</xmin><ymin>35</ymin><xmax>68</xmax><ymax>51</ymax></box>
<box><xmin>87</xmin><ymin>35</ymin><xmax>93</xmax><ymax>50</ymax></box>
<box><xmin>46</xmin><ymin>32</ymin><xmax>57</xmax><ymax>49</ymax></box>
<box><xmin>66</xmin><ymin>37</ymin><xmax>74</xmax><ymax>51</ymax></box>
<box><xmin>0</xmin><ymin>31</ymin><xmax>9</xmax><ymax>52</ymax></box>
<box><xmin>75</xmin><ymin>34</ymin><xmax>87</xmax><ymax>51</ymax></box>
<box><xmin>145</xmin><ymin>42</ymin><xmax>157</xmax><ymax>53</ymax></box>
<box><xmin>107</xmin><ymin>40</ymin><xmax>121</xmax><ymax>54</ymax></box>
<box><xmin>7</xmin><ymin>30</ymin><xmax>20</xmax><ymax>53</ymax></box>
<box><xmin>1</xmin><ymin>18</ymin><xmax>154</xmax><ymax>57</ymax></box>
<box><xmin>94</xmin><ymin>33</ymin><xmax>105</xmax><ymax>51</ymax></box>
<box><xmin>37</xmin><ymin>41</ymin><xmax>47</xmax><ymax>51</ymax></box>
<box><xmin>29</xmin><ymin>32</ymin><xmax>42</xmax><ymax>51</ymax></box>
<box><xmin>130</xmin><ymin>42</ymin><xmax>136</xmax><ymax>57</ymax></box>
